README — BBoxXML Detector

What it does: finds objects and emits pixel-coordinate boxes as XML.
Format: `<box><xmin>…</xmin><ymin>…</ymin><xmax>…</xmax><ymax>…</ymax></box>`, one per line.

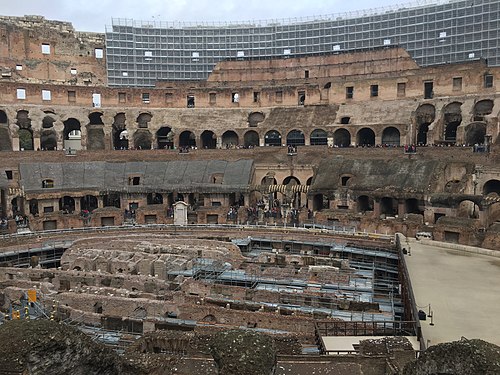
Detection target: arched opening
<box><xmin>42</xmin><ymin>179</ymin><xmax>54</xmax><ymax>188</ymax></box>
<box><xmin>16</xmin><ymin>110</ymin><xmax>33</xmax><ymax>150</ymax></box>
<box><xmin>415</xmin><ymin>104</ymin><xmax>435</xmax><ymax>145</ymax></box>
<box><xmin>313</xmin><ymin>194</ymin><xmax>329</xmax><ymax>211</ymax></box>
<box><xmin>196</xmin><ymin>130</ymin><xmax>213</xmax><ymax>149</ymax></box>
<box><xmin>310</xmin><ymin>129</ymin><xmax>328</xmax><ymax>145</ymax></box>
<box><xmin>18</xmin><ymin>128</ymin><xmax>34</xmax><ymax>151</ymax></box>
<box><xmin>357</xmin><ymin>195</ymin><xmax>373</xmax><ymax>213</ymax></box>
<box><xmin>103</xmin><ymin>193</ymin><xmax>120</xmax><ymax>208</ymax></box>
<box><xmin>465</xmin><ymin>122</ymin><xmax>486</xmax><ymax>146</ymax></box>
<box><xmin>334</xmin><ymin>128</ymin><xmax>351</xmax><ymax>147</ymax></box>
<box><xmin>42</xmin><ymin>116</ymin><xmax>55</xmax><ymax>129</ymax></box>
<box><xmin>405</xmin><ymin>198</ymin><xmax>423</xmax><ymax>215</ymax></box>
<box><xmin>86</xmin><ymin>112</ymin><xmax>105</xmax><ymax>150</ymax></box>
<box><xmin>357</xmin><ymin>128</ymin><xmax>375</xmax><ymax>147</ymax></box>
<box><xmin>248</xmin><ymin>112</ymin><xmax>265</xmax><ymax>127</ymax></box>
<box><xmin>137</xmin><ymin>113</ymin><xmax>152</xmax><ymax>129</ymax></box>
<box><xmin>380</xmin><ymin>197</ymin><xmax>397</xmax><ymax>216</ymax></box>
<box><xmin>133</xmin><ymin>129</ymin><xmax>152</xmax><ymax>150</ymax></box>
<box><xmin>417</xmin><ymin>123</ymin><xmax>429</xmax><ymax>146</ymax></box>
<box><xmin>88</xmin><ymin>112</ymin><xmax>104</xmax><ymax>125</ymax></box>
<box><xmin>59</xmin><ymin>196</ymin><xmax>75</xmax><ymax>213</ymax></box>
<box><xmin>264</xmin><ymin>130</ymin><xmax>282</xmax><ymax>146</ymax></box>
<box><xmin>457</xmin><ymin>200</ymin><xmax>480</xmax><ymax>219</ymax></box>
<box><xmin>340</xmin><ymin>117</ymin><xmax>350</xmax><ymax>125</ymax></box>
<box><xmin>222</xmin><ymin>130</ymin><xmax>239</xmax><ymax>148</ymax></box>
<box><xmin>29</xmin><ymin>199</ymin><xmax>39</xmax><ymax>216</ymax></box>
<box><xmin>473</xmin><ymin>99</ymin><xmax>494</xmax><ymax>122</ymax></box>
<box><xmin>112</xmin><ymin>113</ymin><xmax>128</xmax><ymax>150</ymax></box>
<box><xmin>157</xmin><ymin>126</ymin><xmax>174</xmax><ymax>149</ymax></box>
<box><xmin>381</xmin><ymin>127</ymin><xmax>400</xmax><ymax>146</ymax></box>
<box><xmin>283</xmin><ymin>176</ymin><xmax>301</xmax><ymax>208</ymax></box>
<box><xmin>63</xmin><ymin>118</ymin><xmax>82</xmax><ymax>150</ymax></box>
<box><xmin>179</xmin><ymin>131</ymin><xmax>196</xmax><ymax>148</ymax></box>
<box><xmin>443</xmin><ymin>102</ymin><xmax>462</xmax><ymax>144</ymax></box>
<box><xmin>0</xmin><ymin>111</ymin><xmax>11</xmax><ymax>150</ymax></box>
<box><xmin>40</xmin><ymin>129</ymin><xmax>57</xmax><ymax>150</ymax></box>
<box><xmin>286</xmin><ymin>130</ymin><xmax>305</xmax><ymax>147</ymax></box>
<box><xmin>341</xmin><ymin>176</ymin><xmax>351</xmax><ymax>186</ymax></box>
<box><xmin>483</xmin><ymin>180</ymin><xmax>500</xmax><ymax>196</ymax></box>
<box><xmin>147</xmin><ymin>193</ymin><xmax>164</xmax><ymax>205</ymax></box>
<box><xmin>243</xmin><ymin>130</ymin><xmax>259</xmax><ymax>148</ymax></box>
<box><xmin>80</xmin><ymin>195</ymin><xmax>98</xmax><ymax>212</ymax></box>
<box><xmin>261</xmin><ymin>175</ymin><xmax>278</xmax><ymax>200</ymax></box>
<box><xmin>200</xmin><ymin>130</ymin><xmax>216</xmax><ymax>149</ymax></box>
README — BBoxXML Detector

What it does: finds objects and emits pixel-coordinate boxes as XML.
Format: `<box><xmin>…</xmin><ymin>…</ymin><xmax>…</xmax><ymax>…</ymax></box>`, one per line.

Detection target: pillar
<box><xmin>33</xmin><ymin>137</ymin><xmax>41</xmax><ymax>151</ymax></box>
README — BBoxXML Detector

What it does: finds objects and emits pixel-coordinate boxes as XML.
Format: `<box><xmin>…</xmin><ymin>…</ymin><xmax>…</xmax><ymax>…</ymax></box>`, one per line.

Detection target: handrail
<box><xmin>0</xmin><ymin>223</ymin><xmax>394</xmax><ymax>242</ymax></box>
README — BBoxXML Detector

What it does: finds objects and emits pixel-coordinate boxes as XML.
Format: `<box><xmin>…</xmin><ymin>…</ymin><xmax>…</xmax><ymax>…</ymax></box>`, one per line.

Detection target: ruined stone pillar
<box><xmin>12</xmin><ymin>137</ymin><xmax>19</xmax><ymax>151</ymax></box>
<box><xmin>97</xmin><ymin>196</ymin><xmax>104</xmax><ymax>209</ymax></box>
<box><xmin>398</xmin><ymin>199</ymin><xmax>406</xmax><ymax>217</ymax></box>
<box><xmin>373</xmin><ymin>200</ymin><xmax>381</xmax><ymax>217</ymax></box>
<box><xmin>74</xmin><ymin>198</ymin><xmax>81</xmax><ymax>213</ymax></box>
<box><xmin>33</xmin><ymin>136</ymin><xmax>41</xmax><ymax>151</ymax></box>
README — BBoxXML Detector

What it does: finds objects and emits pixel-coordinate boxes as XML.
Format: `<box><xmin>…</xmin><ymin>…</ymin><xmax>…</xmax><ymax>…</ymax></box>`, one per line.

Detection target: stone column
<box><xmin>33</xmin><ymin>136</ymin><xmax>41</xmax><ymax>151</ymax></box>
<box><xmin>398</xmin><ymin>199</ymin><xmax>406</xmax><ymax>217</ymax></box>
<box><xmin>373</xmin><ymin>200</ymin><xmax>381</xmax><ymax>218</ymax></box>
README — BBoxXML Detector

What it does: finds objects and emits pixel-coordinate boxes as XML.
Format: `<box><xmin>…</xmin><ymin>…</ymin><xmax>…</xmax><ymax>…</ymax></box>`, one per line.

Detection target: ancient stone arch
<box><xmin>264</xmin><ymin>130</ymin><xmax>282</xmax><ymax>146</ymax></box>
<box><xmin>200</xmin><ymin>130</ymin><xmax>217</xmax><ymax>149</ymax></box>
<box><xmin>414</xmin><ymin>104</ymin><xmax>435</xmax><ymax>145</ymax></box>
<box><xmin>356</xmin><ymin>127</ymin><xmax>375</xmax><ymax>146</ymax></box>
<box><xmin>221</xmin><ymin>130</ymin><xmax>239</xmax><ymax>148</ymax></box>
<box><xmin>243</xmin><ymin>130</ymin><xmax>259</xmax><ymax>148</ymax></box>
<box><xmin>465</xmin><ymin>122</ymin><xmax>487</xmax><ymax>146</ymax></box>
<box><xmin>179</xmin><ymin>130</ymin><xmax>196</xmax><ymax>148</ymax></box>
<box><xmin>442</xmin><ymin>102</ymin><xmax>462</xmax><ymax>144</ymax></box>
<box><xmin>334</xmin><ymin>128</ymin><xmax>351</xmax><ymax>147</ymax></box>
<box><xmin>133</xmin><ymin>129</ymin><xmax>153</xmax><ymax>150</ymax></box>
<box><xmin>380</xmin><ymin>197</ymin><xmax>398</xmax><ymax>216</ymax></box>
<box><xmin>310</xmin><ymin>128</ymin><xmax>328</xmax><ymax>145</ymax></box>
<box><xmin>248</xmin><ymin>111</ymin><xmax>265</xmax><ymax>127</ymax></box>
<box><xmin>381</xmin><ymin>126</ymin><xmax>401</xmax><ymax>146</ymax></box>
<box><xmin>157</xmin><ymin>126</ymin><xmax>174</xmax><ymax>149</ymax></box>
<box><xmin>357</xmin><ymin>195</ymin><xmax>374</xmax><ymax>213</ymax></box>
<box><xmin>112</xmin><ymin>113</ymin><xmax>128</xmax><ymax>150</ymax></box>
<box><xmin>286</xmin><ymin>129</ymin><xmax>305</xmax><ymax>146</ymax></box>
<box><xmin>87</xmin><ymin>112</ymin><xmax>105</xmax><ymax>150</ymax></box>
<box><xmin>483</xmin><ymin>179</ymin><xmax>500</xmax><ymax>196</ymax></box>
<box><xmin>16</xmin><ymin>110</ymin><xmax>34</xmax><ymax>151</ymax></box>
<box><xmin>63</xmin><ymin>118</ymin><xmax>82</xmax><ymax>150</ymax></box>
<box><xmin>473</xmin><ymin>99</ymin><xmax>494</xmax><ymax>121</ymax></box>
<box><xmin>0</xmin><ymin>109</ymin><xmax>11</xmax><ymax>151</ymax></box>
<box><xmin>137</xmin><ymin>113</ymin><xmax>152</xmax><ymax>129</ymax></box>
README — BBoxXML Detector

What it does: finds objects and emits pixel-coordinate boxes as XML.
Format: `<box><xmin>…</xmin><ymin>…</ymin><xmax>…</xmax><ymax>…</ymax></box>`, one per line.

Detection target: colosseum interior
<box><xmin>0</xmin><ymin>13</ymin><xmax>499</xmax><ymax>374</ymax></box>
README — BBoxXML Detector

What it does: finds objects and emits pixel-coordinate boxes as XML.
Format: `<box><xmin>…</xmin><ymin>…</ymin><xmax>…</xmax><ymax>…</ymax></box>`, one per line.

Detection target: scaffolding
<box><xmin>105</xmin><ymin>0</ymin><xmax>500</xmax><ymax>86</ymax></box>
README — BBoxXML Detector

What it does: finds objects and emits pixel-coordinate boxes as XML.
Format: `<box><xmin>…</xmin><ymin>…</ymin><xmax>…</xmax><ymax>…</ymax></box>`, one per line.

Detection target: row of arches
<box><xmin>14</xmin><ymin>122</ymin><xmax>485</xmax><ymax>151</ymax></box>
<box><xmin>414</xmin><ymin>99</ymin><xmax>493</xmax><ymax>146</ymax></box>
<box><xmin>1</xmin><ymin>101</ymin><xmax>495</xmax><ymax>151</ymax></box>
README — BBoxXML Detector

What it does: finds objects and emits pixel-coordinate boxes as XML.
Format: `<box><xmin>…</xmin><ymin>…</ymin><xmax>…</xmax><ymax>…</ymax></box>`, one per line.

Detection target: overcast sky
<box><xmin>2</xmin><ymin>0</ymin><xmax>415</xmax><ymax>32</ymax></box>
